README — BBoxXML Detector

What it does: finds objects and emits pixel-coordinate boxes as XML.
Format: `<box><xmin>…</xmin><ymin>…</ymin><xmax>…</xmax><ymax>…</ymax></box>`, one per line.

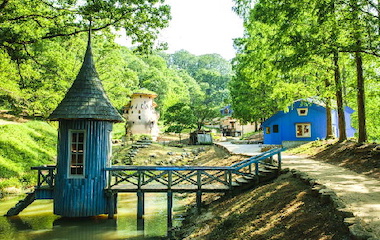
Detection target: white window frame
<box><xmin>68</xmin><ymin>130</ymin><xmax>86</xmax><ymax>178</ymax></box>
<box><xmin>297</xmin><ymin>108</ymin><xmax>308</xmax><ymax>116</ymax></box>
<box><xmin>296</xmin><ymin>123</ymin><xmax>311</xmax><ymax>138</ymax></box>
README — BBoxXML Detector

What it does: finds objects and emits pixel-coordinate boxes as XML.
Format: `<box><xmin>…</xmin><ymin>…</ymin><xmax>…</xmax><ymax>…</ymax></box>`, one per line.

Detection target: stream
<box><xmin>0</xmin><ymin>193</ymin><xmax>187</xmax><ymax>240</ymax></box>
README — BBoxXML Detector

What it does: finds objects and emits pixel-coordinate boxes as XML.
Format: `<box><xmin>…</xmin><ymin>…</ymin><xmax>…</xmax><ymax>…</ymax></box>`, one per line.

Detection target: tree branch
<box><xmin>8</xmin><ymin>14</ymin><xmax>58</xmax><ymax>21</ymax></box>
<box><xmin>22</xmin><ymin>44</ymin><xmax>59</xmax><ymax>75</ymax></box>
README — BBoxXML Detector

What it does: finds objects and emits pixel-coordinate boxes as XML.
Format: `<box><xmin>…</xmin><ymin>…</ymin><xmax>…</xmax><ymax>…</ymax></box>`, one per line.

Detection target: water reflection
<box><xmin>0</xmin><ymin>193</ymin><xmax>185</xmax><ymax>240</ymax></box>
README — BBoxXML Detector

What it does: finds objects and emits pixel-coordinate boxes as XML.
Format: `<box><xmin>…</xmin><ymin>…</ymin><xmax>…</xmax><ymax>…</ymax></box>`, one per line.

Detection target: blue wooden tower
<box><xmin>48</xmin><ymin>32</ymin><xmax>123</xmax><ymax>217</ymax></box>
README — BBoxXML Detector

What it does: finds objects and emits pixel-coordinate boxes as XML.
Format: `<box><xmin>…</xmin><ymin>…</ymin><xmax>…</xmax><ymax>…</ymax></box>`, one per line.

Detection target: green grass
<box><xmin>0</xmin><ymin>121</ymin><xmax>57</xmax><ymax>192</ymax></box>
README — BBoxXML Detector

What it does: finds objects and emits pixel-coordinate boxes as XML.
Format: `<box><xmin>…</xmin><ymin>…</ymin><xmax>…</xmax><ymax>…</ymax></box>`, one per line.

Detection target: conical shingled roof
<box><xmin>48</xmin><ymin>34</ymin><xmax>124</xmax><ymax>123</ymax></box>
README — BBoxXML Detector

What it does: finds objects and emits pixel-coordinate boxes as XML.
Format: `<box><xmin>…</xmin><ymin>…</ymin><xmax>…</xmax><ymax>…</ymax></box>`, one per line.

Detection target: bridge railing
<box><xmin>105</xmin><ymin>147</ymin><xmax>286</xmax><ymax>192</ymax></box>
<box><xmin>31</xmin><ymin>165</ymin><xmax>56</xmax><ymax>189</ymax></box>
<box><xmin>231</xmin><ymin>147</ymin><xmax>285</xmax><ymax>177</ymax></box>
<box><xmin>105</xmin><ymin>166</ymin><xmax>234</xmax><ymax>191</ymax></box>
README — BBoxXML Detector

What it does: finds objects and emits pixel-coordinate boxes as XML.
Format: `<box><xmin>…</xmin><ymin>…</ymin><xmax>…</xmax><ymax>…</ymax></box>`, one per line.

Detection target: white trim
<box><xmin>295</xmin><ymin>123</ymin><xmax>311</xmax><ymax>138</ymax></box>
<box><xmin>297</xmin><ymin>108</ymin><xmax>308</xmax><ymax>116</ymax></box>
<box><xmin>68</xmin><ymin>129</ymin><xmax>86</xmax><ymax>178</ymax></box>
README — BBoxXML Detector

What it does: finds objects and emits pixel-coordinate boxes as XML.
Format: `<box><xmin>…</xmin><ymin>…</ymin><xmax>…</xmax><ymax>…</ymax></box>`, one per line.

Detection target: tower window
<box><xmin>273</xmin><ymin>125</ymin><xmax>279</xmax><ymax>133</ymax></box>
<box><xmin>69</xmin><ymin>130</ymin><xmax>86</xmax><ymax>177</ymax></box>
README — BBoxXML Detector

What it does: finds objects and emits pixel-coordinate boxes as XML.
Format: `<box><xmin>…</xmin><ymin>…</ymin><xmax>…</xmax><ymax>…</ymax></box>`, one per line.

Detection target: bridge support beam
<box><xmin>196</xmin><ymin>190</ymin><xmax>202</xmax><ymax>214</ymax></box>
<box><xmin>137</xmin><ymin>190</ymin><xmax>145</xmax><ymax>219</ymax></box>
<box><xmin>167</xmin><ymin>191</ymin><xmax>173</xmax><ymax>230</ymax></box>
<box><xmin>107</xmin><ymin>191</ymin><xmax>117</xmax><ymax>219</ymax></box>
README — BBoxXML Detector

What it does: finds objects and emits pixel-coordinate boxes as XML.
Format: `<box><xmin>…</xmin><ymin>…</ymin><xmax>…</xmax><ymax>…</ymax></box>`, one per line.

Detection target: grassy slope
<box><xmin>177</xmin><ymin>172</ymin><xmax>350</xmax><ymax>240</ymax></box>
<box><xmin>287</xmin><ymin>139</ymin><xmax>380</xmax><ymax>179</ymax></box>
<box><xmin>172</xmin><ymin>145</ymin><xmax>351</xmax><ymax>240</ymax></box>
<box><xmin>0</xmin><ymin>121</ymin><xmax>57</xmax><ymax>192</ymax></box>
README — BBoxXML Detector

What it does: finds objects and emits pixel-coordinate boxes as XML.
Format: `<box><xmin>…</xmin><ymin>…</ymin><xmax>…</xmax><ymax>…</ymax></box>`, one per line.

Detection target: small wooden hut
<box><xmin>48</xmin><ymin>32</ymin><xmax>123</xmax><ymax>217</ymax></box>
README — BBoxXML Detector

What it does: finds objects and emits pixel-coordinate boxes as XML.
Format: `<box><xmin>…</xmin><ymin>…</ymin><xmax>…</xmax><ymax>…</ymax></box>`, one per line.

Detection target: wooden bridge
<box><xmin>6</xmin><ymin>147</ymin><xmax>285</xmax><ymax>228</ymax></box>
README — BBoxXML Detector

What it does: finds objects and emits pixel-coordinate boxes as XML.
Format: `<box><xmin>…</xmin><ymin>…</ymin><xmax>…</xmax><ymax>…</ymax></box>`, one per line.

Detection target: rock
<box><xmin>349</xmin><ymin>223</ymin><xmax>374</xmax><ymax>240</ymax></box>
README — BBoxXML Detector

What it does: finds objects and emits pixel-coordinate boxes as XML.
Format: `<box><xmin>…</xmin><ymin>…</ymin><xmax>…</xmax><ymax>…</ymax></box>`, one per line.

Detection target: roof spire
<box><xmin>48</xmin><ymin>21</ymin><xmax>124</xmax><ymax>122</ymax></box>
<box><xmin>88</xmin><ymin>18</ymin><xmax>92</xmax><ymax>46</ymax></box>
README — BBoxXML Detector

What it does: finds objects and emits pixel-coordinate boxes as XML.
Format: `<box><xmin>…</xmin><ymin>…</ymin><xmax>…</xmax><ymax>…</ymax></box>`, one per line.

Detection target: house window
<box><xmin>297</xmin><ymin>108</ymin><xmax>308</xmax><ymax>116</ymax></box>
<box><xmin>296</xmin><ymin>123</ymin><xmax>311</xmax><ymax>138</ymax></box>
<box><xmin>273</xmin><ymin>125</ymin><xmax>279</xmax><ymax>133</ymax></box>
<box><xmin>265</xmin><ymin>127</ymin><xmax>271</xmax><ymax>134</ymax></box>
<box><xmin>69</xmin><ymin>130</ymin><xmax>85</xmax><ymax>177</ymax></box>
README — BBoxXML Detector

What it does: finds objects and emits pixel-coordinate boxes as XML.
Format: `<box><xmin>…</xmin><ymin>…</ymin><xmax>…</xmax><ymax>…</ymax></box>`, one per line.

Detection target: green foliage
<box><xmin>164</xmin><ymin>50</ymin><xmax>233</xmax><ymax>106</ymax></box>
<box><xmin>164</xmin><ymin>103</ymin><xmax>196</xmax><ymax>133</ymax></box>
<box><xmin>231</xmin><ymin>0</ymin><xmax>380</xmax><ymax>142</ymax></box>
<box><xmin>112</xmin><ymin>122</ymin><xmax>126</xmax><ymax>140</ymax></box>
<box><xmin>0</xmin><ymin>121</ymin><xmax>57</xmax><ymax>191</ymax></box>
<box><xmin>0</xmin><ymin>0</ymin><xmax>170</xmax><ymax>116</ymax></box>
<box><xmin>0</xmin><ymin>0</ymin><xmax>170</xmax><ymax>55</ymax></box>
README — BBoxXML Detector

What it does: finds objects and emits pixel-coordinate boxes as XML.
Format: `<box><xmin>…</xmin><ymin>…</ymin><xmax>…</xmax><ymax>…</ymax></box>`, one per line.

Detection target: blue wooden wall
<box><xmin>54</xmin><ymin>120</ymin><xmax>112</xmax><ymax>217</ymax></box>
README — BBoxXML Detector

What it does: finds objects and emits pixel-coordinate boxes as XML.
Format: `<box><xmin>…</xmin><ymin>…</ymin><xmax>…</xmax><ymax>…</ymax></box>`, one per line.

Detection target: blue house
<box><xmin>262</xmin><ymin>99</ymin><xmax>355</xmax><ymax>147</ymax></box>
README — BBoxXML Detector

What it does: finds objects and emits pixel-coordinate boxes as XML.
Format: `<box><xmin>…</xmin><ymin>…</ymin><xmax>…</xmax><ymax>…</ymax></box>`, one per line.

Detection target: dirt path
<box><xmin>283</xmin><ymin>154</ymin><xmax>380</xmax><ymax>239</ymax></box>
<box><xmin>0</xmin><ymin>119</ymin><xmax>20</xmax><ymax>125</ymax></box>
<box><xmin>215</xmin><ymin>142</ymin><xmax>380</xmax><ymax>239</ymax></box>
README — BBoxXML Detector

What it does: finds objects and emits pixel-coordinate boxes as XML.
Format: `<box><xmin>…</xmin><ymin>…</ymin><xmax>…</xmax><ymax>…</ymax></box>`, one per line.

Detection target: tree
<box><xmin>164</xmin><ymin>103</ymin><xmax>196</xmax><ymax>141</ymax></box>
<box><xmin>0</xmin><ymin>0</ymin><xmax>171</xmax><ymax>116</ymax></box>
<box><xmin>191</xmin><ymin>94</ymin><xmax>220</xmax><ymax>130</ymax></box>
<box><xmin>0</xmin><ymin>0</ymin><xmax>170</xmax><ymax>55</ymax></box>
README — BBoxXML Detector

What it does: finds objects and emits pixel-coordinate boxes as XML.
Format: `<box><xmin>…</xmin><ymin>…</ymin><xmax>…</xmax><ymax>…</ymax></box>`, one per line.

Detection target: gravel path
<box><xmin>216</xmin><ymin>142</ymin><xmax>380</xmax><ymax>239</ymax></box>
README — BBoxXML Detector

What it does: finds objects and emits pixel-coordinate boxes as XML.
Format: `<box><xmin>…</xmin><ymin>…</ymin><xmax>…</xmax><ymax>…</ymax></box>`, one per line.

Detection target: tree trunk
<box><xmin>333</xmin><ymin>51</ymin><xmax>347</xmax><ymax>142</ymax></box>
<box><xmin>324</xmin><ymin>79</ymin><xmax>334</xmax><ymax>139</ymax></box>
<box><xmin>355</xmin><ymin>49</ymin><xmax>367</xmax><ymax>142</ymax></box>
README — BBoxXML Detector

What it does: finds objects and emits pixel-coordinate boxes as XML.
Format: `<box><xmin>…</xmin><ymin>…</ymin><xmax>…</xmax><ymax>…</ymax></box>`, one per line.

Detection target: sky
<box><xmin>116</xmin><ymin>0</ymin><xmax>244</xmax><ymax>60</ymax></box>
<box><xmin>157</xmin><ymin>0</ymin><xmax>244</xmax><ymax>60</ymax></box>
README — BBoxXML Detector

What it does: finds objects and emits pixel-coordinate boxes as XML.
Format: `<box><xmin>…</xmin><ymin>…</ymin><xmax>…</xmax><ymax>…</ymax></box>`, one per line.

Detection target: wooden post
<box><xmin>278</xmin><ymin>152</ymin><xmax>282</xmax><ymax>173</ymax></box>
<box><xmin>255</xmin><ymin>162</ymin><xmax>259</xmax><ymax>183</ymax></box>
<box><xmin>196</xmin><ymin>171</ymin><xmax>202</xmax><ymax>213</ymax></box>
<box><xmin>228</xmin><ymin>170</ymin><xmax>232</xmax><ymax>189</ymax></box>
<box><xmin>108</xmin><ymin>191</ymin><xmax>115</xmax><ymax>219</ymax></box>
<box><xmin>137</xmin><ymin>190</ymin><xmax>144</xmax><ymax>219</ymax></box>
<box><xmin>37</xmin><ymin>170</ymin><xmax>41</xmax><ymax>187</ymax></box>
<box><xmin>196</xmin><ymin>191</ymin><xmax>202</xmax><ymax>214</ymax></box>
<box><xmin>137</xmin><ymin>217</ymin><xmax>144</xmax><ymax>231</ymax></box>
<box><xmin>167</xmin><ymin>191</ymin><xmax>173</xmax><ymax>231</ymax></box>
